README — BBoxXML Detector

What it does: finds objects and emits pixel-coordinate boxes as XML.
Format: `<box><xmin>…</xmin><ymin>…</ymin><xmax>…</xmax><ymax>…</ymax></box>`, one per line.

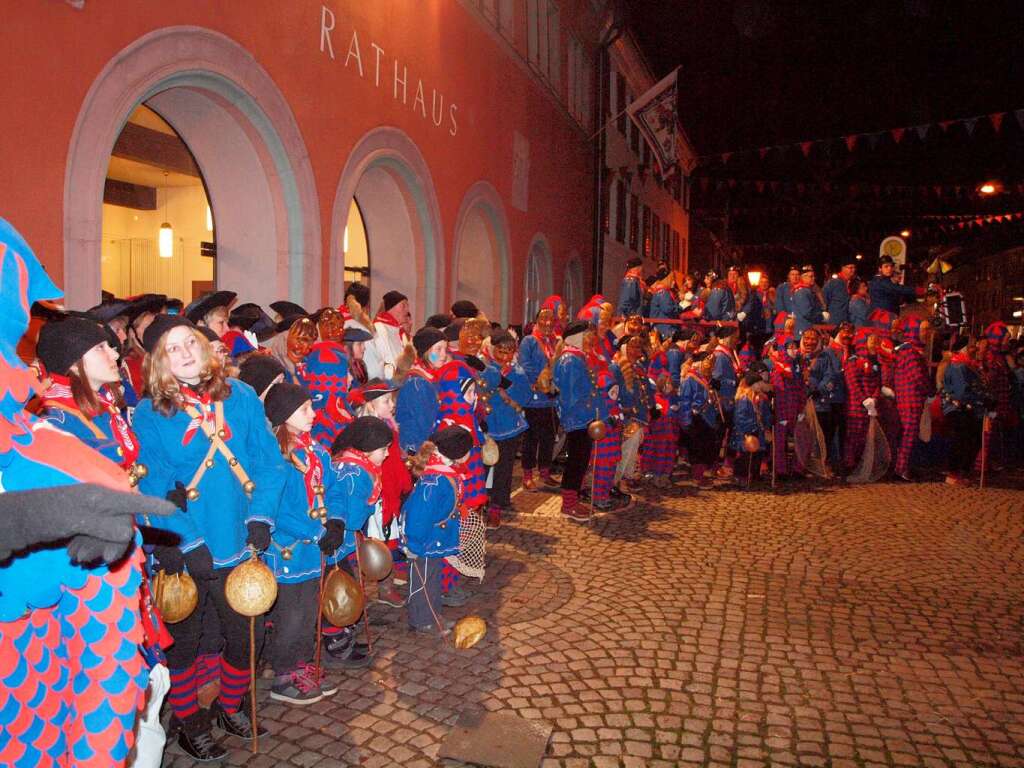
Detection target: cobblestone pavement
<box><xmin>163</xmin><ymin>473</ymin><xmax>1024</xmax><ymax>767</ymax></box>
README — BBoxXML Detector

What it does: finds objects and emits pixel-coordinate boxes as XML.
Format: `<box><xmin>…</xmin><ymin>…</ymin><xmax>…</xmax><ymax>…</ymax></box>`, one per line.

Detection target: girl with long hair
<box><xmin>132</xmin><ymin>315</ymin><xmax>284</xmax><ymax>761</ymax></box>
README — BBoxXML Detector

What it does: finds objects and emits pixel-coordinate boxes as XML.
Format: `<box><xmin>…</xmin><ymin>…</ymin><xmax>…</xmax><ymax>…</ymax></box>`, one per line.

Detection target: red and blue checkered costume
<box><xmin>769</xmin><ymin>337</ymin><xmax>805</xmax><ymax>476</ymax></box>
<box><xmin>588</xmin><ymin>349</ymin><xmax>621</xmax><ymax>503</ymax></box>
<box><xmin>843</xmin><ymin>329</ymin><xmax>882</xmax><ymax>469</ymax></box>
<box><xmin>0</xmin><ymin>219</ymin><xmax>148</xmax><ymax>767</ymax></box>
<box><xmin>435</xmin><ymin>360</ymin><xmax>487</xmax><ymax>509</ymax></box>
<box><xmin>892</xmin><ymin>317</ymin><xmax>932</xmax><ymax>476</ymax></box>
<box><xmin>299</xmin><ymin>341</ymin><xmax>354</xmax><ymax>451</ymax></box>
<box><xmin>640</xmin><ymin>392</ymin><xmax>676</xmax><ymax>477</ymax></box>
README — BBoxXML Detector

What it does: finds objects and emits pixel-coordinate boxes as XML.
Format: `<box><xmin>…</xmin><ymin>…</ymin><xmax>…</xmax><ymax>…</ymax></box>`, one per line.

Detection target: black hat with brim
<box><xmin>270</xmin><ymin>300</ymin><xmax>308</xmax><ymax>319</ymax></box>
<box><xmin>264</xmin><ymin>382</ymin><xmax>312</xmax><ymax>427</ymax></box>
<box><xmin>331</xmin><ymin>415</ymin><xmax>393</xmax><ymax>455</ymax></box>
<box><xmin>142</xmin><ymin>314</ymin><xmax>195</xmax><ymax>353</ymax></box>
<box><xmin>238</xmin><ymin>354</ymin><xmax>285</xmax><ymax>396</ymax></box>
<box><xmin>87</xmin><ymin>299</ymin><xmax>133</xmax><ymax>324</ymax></box>
<box><xmin>428</xmin><ymin>425</ymin><xmax>474</xmax><ymax>461</ymax></box>
<box><xmin>185</xmin><ymin>290</ymin><xmax>236</xmax><ymax>324</ymax></box>
<box><xmin>36</xmin><ymin>316</ymin><xmax>109</xmax><ymax>375</ymax></box>
<box><xmin>343</xmin><ymin>326</ymin><xmax>373</xmax><ymax>343</ymax></box>
<box><xmin>124</xmin><ymin>294</ymin><xmax>167</xmax><ymax>323</ymax></box>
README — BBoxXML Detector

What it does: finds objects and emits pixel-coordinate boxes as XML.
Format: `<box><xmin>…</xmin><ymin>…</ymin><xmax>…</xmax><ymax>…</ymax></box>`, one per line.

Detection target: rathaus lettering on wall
<box><xmin>319</xmin><ymin>5</ymin><xmax>459</xmax><ymax>137</ymax></box>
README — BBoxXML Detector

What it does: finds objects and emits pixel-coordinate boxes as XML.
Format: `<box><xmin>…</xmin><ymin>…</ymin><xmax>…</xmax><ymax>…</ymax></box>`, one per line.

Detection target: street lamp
<box><xmin>900</xmin><ymin>229</ymin><xmax>911</xmax><ymax>238</ymax></box>
<box><xmin>855</xmin><ymin>253</ymin><xmax>863</xmax><ymax>260</ymax></box>
<box><xmin>746</xmin><ymin>269</ymin><xmax>762</xmax><ymax>288</ymax></box>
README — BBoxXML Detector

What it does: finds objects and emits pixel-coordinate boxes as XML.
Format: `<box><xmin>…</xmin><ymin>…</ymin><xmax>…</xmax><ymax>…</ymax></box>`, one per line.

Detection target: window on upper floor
<box><xmin>614</xmin><ymin>178</ymin><xmax>626</xmax><ymax>244</ymax></box>
<box><xmin>629</xmin><ymin>97</ymin><xmax>640</xmax><ymax>155</ymax></box>
<box><xmin>652</xmin><ymin>212</ymin><xmax>660</xmax><ymax>262</ymax></box>
<box><xmin>642</xmin><ymin>205</ymin><xmax>652</xmax><ymax>259</ymax></box>
<box><xmin>566</xmin><ymin>35</ymin><xmax>591</xmax><ymax>127</ymax></box>
<box><xmin>527</xmin><ymin>0</ymin><xmax>561</xmax><ymax>90</ymax></box>
<box><xmin>629</xmin><ymin>194</ymin><xmax>639</xmax><ymax>252</ymax></box>
<box><xmin>477</xmin><ymin>0</ymin><xmax>514</xmax><ymax>39</ymax></box>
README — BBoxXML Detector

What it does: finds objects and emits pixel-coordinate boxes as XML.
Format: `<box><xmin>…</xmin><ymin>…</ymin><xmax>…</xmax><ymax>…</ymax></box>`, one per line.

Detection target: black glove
<box><xmin>464</xmin><ymin>355</ymin><xmax>487</xmax><ymax>372</ymax></box>
<box><xmin>246</xmin><ymin>521</ymin><xmax>272</xmax><ymax>552</ymax></box>
<box><xmin>319</xmin><ymin>519</ymin><xmax>346</xmax><ymax>554</ymax></box>
<box><xmin>0</xmin><ymin>483</ymin><xmax>173</xmax><ymax>565</ymax></box>
<box><xmin>650</xmin><ymin>405</ymin><xmax>662</xmax><ymax>421</ymax></box>
<box><xmin>479</xmin><ymin>419</ymin><xmax>489</xmax><ymax>433</ymax></box>
<box><xmin>607</xmin><ymin>416</ymin><xmax>620</xmax><ymax>429</ymax></box>
<box><xmin>166</xmin><ymin>481</ymin><xmax>189</xmax><ymax>513</ymax></box>
<box><xmin>153</xmin><ymin>545</ymin><xmax>186</xmax><ymax>575</ymax></box>
<box><xmin>382</xmin><ymin>518</ymin><xmax>393</xmax><ymax>541</ymax></box>
<box><xmin>499</xmin><ymin>375</ymin><xmax>512</xmax><ymax>390</ymax></box>
<box><xmin>184</xmin><ymin>545</ymin><xmax>217</xmax><ymax>581</ymax></box>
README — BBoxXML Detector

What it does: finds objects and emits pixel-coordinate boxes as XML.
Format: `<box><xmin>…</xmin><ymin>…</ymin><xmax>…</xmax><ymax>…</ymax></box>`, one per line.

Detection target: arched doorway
<box><xmin>562</xmin><ymin>254</ymin><xmax>584</xmax><ymax>318</ymax></box>
<box><xmin>330</xmin><ymin>128</ymin><xmax>444</xmax><ymax>325</ymax></box>
<box><xmin>64</xmin><ymin>27</ymin><xmax>320</xmax><ymax>310</ymax></box>
<box><xmin>451</xmin><ymin>182</ymin><xmax>511</xmax><ymax>324</ymax></box>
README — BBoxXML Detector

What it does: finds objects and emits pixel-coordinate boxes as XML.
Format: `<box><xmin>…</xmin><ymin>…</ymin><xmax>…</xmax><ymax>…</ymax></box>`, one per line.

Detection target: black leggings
<box><xmin>267</xmin><ymin>580</ymin><xmax>319</xmax><ymax>674</ymax></box>
<box><xmin>522</xmin><ymin>407</ymin><xmax>557</xmax><ymax>471</ymax></box>
<box><xmin>165</xmin><ymin>568</ymin><xmax>265</xmax><ymax>672</ymax></box>
<box><xmin>490</xmin><ymin>435</ymin><xmax>522</xmax><ymax>507</ymax></box>
<box><xmin>946</xmin><ymin>410</ymin><xmax>982</xmax><ymax>474</ymax></box>
<box><xmin>816</xmin><ymin>404</ymin><xmax>846</xmax><ymax>469</ymax></box>
<box><xmin>560</xmin><ymin>428</ymin><xmax>593</xmax><ymax>492</ymax></box>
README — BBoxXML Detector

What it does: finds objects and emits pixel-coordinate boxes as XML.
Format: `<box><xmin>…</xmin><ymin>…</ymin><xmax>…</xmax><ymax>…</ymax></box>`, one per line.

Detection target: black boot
<box><xmin>323</xmin><ymin>627</ymin><xmax>372</xmax><ymax>669</ymax></box>
<box><xmin>211</xmin><ymin>698</ymin><xmax>269</xmax><ymax>739</ymax></box>
<box><xmin>177</xmin><ymin>710</ymin><xmax>227</xmax><ymax>762</ymax></box>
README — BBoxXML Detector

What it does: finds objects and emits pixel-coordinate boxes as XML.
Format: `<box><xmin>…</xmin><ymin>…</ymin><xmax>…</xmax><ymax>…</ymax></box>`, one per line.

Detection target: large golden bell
<box><xmin>357</xmin><ymin>537</ymin><xmax>393</xmax><ymax>581</ymax></box>
<box><xmin>587</xmin><ymin>419</ymin><xmax>607</xmax><ymax>441</ymax></box>
<box><xmin>321</xmin><ymin>568</ymin><xmax>364</xmax><ymax>627</ymax></box>
<box><xmin>453</xmin><ymin>616</ymin><xmax>488</xmax><ymax>649</ymax></box>
<box><xmin>481</xmin><ymin>436</ymin><xmax>500</xmax><ymax>466</ymax></box>
<box><xmin>224</xmin><ymin>557</ymin><xmax>278</xmax><ymax>617</ymax></box>
<box><xmin>743</xmin><ymin>434</ymin><xmax>761</xmax><ymax>453</ymax></box>
<box><xmin>154</xmin><ymin>571</ymin><xmax>199</xmax><ymax>624</ymax></box>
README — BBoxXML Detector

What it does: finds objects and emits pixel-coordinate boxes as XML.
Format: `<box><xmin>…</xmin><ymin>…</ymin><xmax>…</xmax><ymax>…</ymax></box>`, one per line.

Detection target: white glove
<box><xmin>862</xmin><ymin>397</ymin><xmax>877</xmax><ymax>417</ymax></box>
<box><xmin>779</xmin><ymin>420</ymin><xmax>788</xmax><ymax>427</ymax></box>
<box><xmin>684</xmin><ymin>291</ymin><xmax>694</xmax><ymax>302</ymax></box>
<box><xmin>986</xmin><ymin>411</ymin><xmax>997</xmax><ymax>420</ymax></box>
<box><xmin>736</xmin><ymin>312</ymin><xmax>747</xmax><ymax>322</ymax></box>
<box><xmin>797</xmin><ymin>413</ymin><xmax>806</xmax><ymax>422</ymax></box>
<box><xmin>822</xmin><ymin>311</ymin><xmax>831</xmax><ymax>322</ymax></box>
<box><xmin>881</xmin><ymin>386</ymin><xmax>895</xmax><ymax>398</ymax></box>
<box><xmin>679</xmin><ymin>300</ymin><xmax>693</xmax><ymax>312</ymax></box>
<box><xmin>243</xmin><ymin>329</ymin><xmax>259</xmax><ymax>349</ymax></box>
<box><xmin>607</xmin><ymin>385</ymin><xmax>620</xmax><ymax>400</ymax></box>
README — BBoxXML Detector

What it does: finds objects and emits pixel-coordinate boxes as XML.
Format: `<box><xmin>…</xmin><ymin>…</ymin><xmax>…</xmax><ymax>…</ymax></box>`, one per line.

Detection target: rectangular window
<box><xmin>642</xmin><ymin>140</ymin><xmax>651</xmax><ymax>168</ymax></box>
<box><xmin>499</xmin><ymin>0</ymin><xmax>514</xmax><ymax>39</ymax></box>
<box><xmin>614</xmin><ymin>179</ymin><xmax>626</xmax><ymax>243</ymax></box>
<box><xmin>601</xmin><ymin>178</ymin><xmax>610</xmax><ymax>234</ymax></box>
<box><xmin>642</xmin><ymin>206</ymin><xmax>651</xmax><ymax>259</ymax></box>
<box><xmin>615</xmin><ymin>73</ymin><xmax>627</xmax><ymax>134</ymax></box>
<box><xmin>662</xmin><ymin>222</ymin><xmax>671</xmax><ymax>261</ymax></box>
<box><xmin>651</xmin><ymin>213</ymin><xmax>660</xmax><ymax>262</ymax></box>
<box><xmin>629</xmin><ymin>194</ymin><xmax>639</xmax><ymax>251</ymax></box>
<box><xmin>672</xmin><ymin>229</ymin><xmax>680</xmax><ymax>269</ymax></box>
<box><xmin>566</xmin><ymin>36</ymin><xmax>590</xmax><ymax>126</ymax></box>
<box><xmin>527</xmin><ymin>0</ymin><xmax>560</xmax><ymax>88</ymax></box>
<box><xmin>629</xmin><ymin>99</ymin><xmax>639</xmax><ymax>155</ymax></box>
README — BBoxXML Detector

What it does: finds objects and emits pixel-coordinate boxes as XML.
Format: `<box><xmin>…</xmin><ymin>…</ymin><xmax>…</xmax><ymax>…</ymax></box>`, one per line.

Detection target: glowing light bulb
<box><xmin>159</xmin><ymin>223</ymin><xmax>173</xmax><ymax>258</ymax></box>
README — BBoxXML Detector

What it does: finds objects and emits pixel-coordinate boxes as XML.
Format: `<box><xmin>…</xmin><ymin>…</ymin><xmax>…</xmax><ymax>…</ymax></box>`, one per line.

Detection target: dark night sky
<box><xmin>625</xmin><ymin>0</ymin><xmax>1024</xmax><ymax>156</ymax></box>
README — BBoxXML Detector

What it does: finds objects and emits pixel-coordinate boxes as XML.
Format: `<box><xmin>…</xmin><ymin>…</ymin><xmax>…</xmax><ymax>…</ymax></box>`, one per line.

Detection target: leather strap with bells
<box><xmin>48</xmin><ymin>404</ymin><xmax>149</xmax><ymax>485</ymax></box>
<box><xmin>183</xmin><ymin>402</ymin><xmax>255</xmax><ymax>500</ymax></box>
<box><xmin>289</xmin><ymin>451</ymin><xmax>327</xmax><ymax>521</ymax></box>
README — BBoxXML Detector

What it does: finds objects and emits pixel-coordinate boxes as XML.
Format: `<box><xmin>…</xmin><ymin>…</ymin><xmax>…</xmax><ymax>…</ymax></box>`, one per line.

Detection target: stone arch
<box><xmin>451</xmin><ymin>181</ymin><xmax>511</xmax><ymax>324</ymax></box>
<box><xmin>63</xmin><ymin>26</ymin><xmax>321</xmax><ymax>310</ymax></box>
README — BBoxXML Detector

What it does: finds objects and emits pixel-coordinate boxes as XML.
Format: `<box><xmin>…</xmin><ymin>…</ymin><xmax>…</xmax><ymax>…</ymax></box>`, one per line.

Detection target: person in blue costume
<box><xmin>940</xmin><ymin>336</ymin><xmax>990</xmax><ymax>485</ymax></box>
<box><xmin>730</xmin><ymin>371</ymin><xmax>774</xmax><ymax>487</ymax></box>
<box><xmin>710</xmin><ymin>324</ymin><xmax>741</xmax><ymax>478</ymax></box>
<box><xmin>848</xmin><ymin>276</ymin><xmax>871</xmax><ymax>328</ymax></box>
<box><xmin>552</xmin><ymin>321</ymin><xmax>601</xmax><ymax>522</ymax></box>
<box><xmin>791</xmin><ymin>264</ymin><xmax>829</xmax><ymax>336</ymax></box>
<box><xmin>800</xmin><ymin>327</ymin><xmax>847</xmax><ymax>476</ymax></box>
<box><xmin>0</xmin><ymin>218</ymin><xmax>175</xmax><ymax>768</ymax></box>
<box><xmin>132</xmin><ymin>314</ymin><xmax>286</xmax><ymax>759</ymax></box>
<box><xmin>479</xmin><ymin>330</ymin><xmax>531</xmax><ymax>528</ymax></box>
<box><xmin>648</xmin><ymin>273</ymin><xmax>681</xmax><ymax>338</ymax></box>
<box><xmin>823</xmin><ymin>261</ymin><xmax>856</xmax><ymax>325</ymax></box>
<box><xmin>611</xmin><ymin>334</ymin><xmax>655</xmax><ymax>490</ymax></box>
<box><xmin>395</xmin><ymin>327</ymin><xmax>447</xmax><ymax>453</ymax></box>
<box><xmin>517</xmin><ymin>308</ymin><xmax>561</xmax><ymax>490</ymax></box>
<box><xmin>325</xmin><ymin>415</ymin><xmax>393</xmax><ymax>662</ymax></box>
<box><xmin>703</xmin><ymin>274</ymin><xmax>736</xmax><ymax>322</ymax></box>
<box><xmin>677</xmin><ymin>351</ymin><xmax>722</xmax><ymax>488</ymax></box>
<box><xmin>869</xmin><ymin>255</ymin><xmax>922</xmax><ymax>315</ymax></box>
<box><xmin>615</xmin><ymin>256</ymin><xmax>645</xmax><ymax>318</ymax></box>
<box><xmin>774</xmin><ymin>266</ymin><xmax>800</xmax><ymax>316</ymax></box>
<box><xmin>401</xmin><ymin>425</ymin><xmax>473</xmax><ymax>636</ymax></box>
<box><xmin>261</xmin><ymin>382</ymin><xmax>347</xmax><ymax>706</ymax></box>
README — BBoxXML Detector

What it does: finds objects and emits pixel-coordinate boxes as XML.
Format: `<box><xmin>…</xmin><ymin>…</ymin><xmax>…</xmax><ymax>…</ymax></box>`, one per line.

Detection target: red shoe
<box><xmin>522</xmin><ymin>476</ymin><xmax>539</xmax><ymax>491</ymax></box>
<box><xmin>561</xmin><ymin>507</ymin><xmax>591</xmax><ymax>523</ymax></box>
<box><xmin>486</xmin><ymin>507</ymin><xmax>501</xmax><ymax>530</ymax></box>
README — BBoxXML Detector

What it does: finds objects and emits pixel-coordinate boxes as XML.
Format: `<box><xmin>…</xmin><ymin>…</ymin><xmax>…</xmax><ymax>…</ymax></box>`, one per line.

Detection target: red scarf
<box><xmin>179</xmin><ymin>385</ymin><xmax>230</xmax><ymax>446</ymax></box>
<box><xmin>531</xmin><ymin>326</ymin><xmax>557</xmax><ymax>359</ymax></box>
<box><xmin>624</xmin><ymin>266</ymin><xmax>643</xmax><ymax>282</ymax></box>
<box><xmin>951</xmin><ymin>351</ymin><xmax>978</xmax><ymax>370</ymax></box>
<box><xmin>291</xmin><ymin>432</ymin><xmax>324</xmax><ymax>507</ymax></box>
<box><xmin>41</xmin><ymin>375</ymin><xmax>140</xmax><ymax>467</ymax></box>
<box><xmin>407</xmin><ymin>361</ymin><xmax>438</xmax><ymax>382</ymax></box>
<box><xmin>422</xmin><ymin>454</ymin><xmax>464</xmax><ymax>501</ymax></box>
<box><xmin>375</xmin><ymin>310</ymin><xmax>410</xmax><ymax>343</ymax></box>
<box><xmin>337</xmin><ymin>448</ymin><xmax>383</xmax><ymax>505</ymax></box>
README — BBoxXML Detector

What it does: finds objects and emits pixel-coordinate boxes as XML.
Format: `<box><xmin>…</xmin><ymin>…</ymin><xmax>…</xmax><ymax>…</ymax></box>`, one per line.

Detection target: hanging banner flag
<box><xmin>989</xmin><ymin>113</ymin><xmax>1005</xmax><ymax>132</ymax></box>
<box><xmin>844</xmin><ymin>135</ymin><xmax>858</xmax><ymax>152</ymax></box>
<box><xmin>626</xmin><ymin>67</ymin><xmax>681</xmax><ymax>179</ymax></box>
<box><xmin>891</xmin><ymin>127</ymin><xmax>905</xmax><ymax>144</ymax></box>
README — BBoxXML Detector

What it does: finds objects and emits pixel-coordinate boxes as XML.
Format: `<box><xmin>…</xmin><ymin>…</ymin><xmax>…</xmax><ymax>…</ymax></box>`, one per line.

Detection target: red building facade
<box><xmin>1</xmin><ymin>0</ymin><xmax>604</xmax><ymax>324</ymax></box>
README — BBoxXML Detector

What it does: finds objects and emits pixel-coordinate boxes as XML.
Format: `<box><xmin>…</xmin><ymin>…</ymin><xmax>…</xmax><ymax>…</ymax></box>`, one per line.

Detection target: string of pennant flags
<box><xmin>694</xmin><ymin>177</ymin><xmax>1024</xmax><ymax>199</ymax></box>
<box><xmin>696</xmin><ymin>107</ymin><xmax>1024</xmax><ymax>167</ymax></box>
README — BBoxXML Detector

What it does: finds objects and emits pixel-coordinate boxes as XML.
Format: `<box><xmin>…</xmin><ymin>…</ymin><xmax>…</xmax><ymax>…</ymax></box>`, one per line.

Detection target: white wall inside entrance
<box><xmin>455</xmin><ymin>208</ymin><xmax>497</xmax><ymax>318</ymax></box>
<box><xmin>353</xmin><ymin>165</ymin><xmax>419</xmax><ymax>315</ymax></box>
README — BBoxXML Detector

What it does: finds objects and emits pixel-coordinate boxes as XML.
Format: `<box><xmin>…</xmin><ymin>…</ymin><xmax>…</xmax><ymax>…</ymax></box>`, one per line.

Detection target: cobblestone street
<box><xmin>164</xmin><ymin>474</ymin><xmax>1024</xmax><ymax>768</ymax></box>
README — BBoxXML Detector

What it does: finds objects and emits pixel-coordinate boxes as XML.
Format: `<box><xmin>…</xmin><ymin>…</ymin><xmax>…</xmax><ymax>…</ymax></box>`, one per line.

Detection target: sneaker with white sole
<box><xmin>270</xmin><ymin>668</ymin><xmax>324</xmax><ymax>706</ymax></box>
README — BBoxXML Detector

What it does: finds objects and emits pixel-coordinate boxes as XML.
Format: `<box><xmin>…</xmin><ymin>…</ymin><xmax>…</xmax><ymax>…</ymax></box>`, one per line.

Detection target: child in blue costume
<box><xmin>553</xmin><ymin>321</ymin><xmax>600</xmax><ymax>521</ymax></box>
<box><xmin>261</xmin><ymin>383</ymin><xmax>347</xmax><ymax>706</ymax></box>
<box><xmin>402</xmin><ymin>426</ymin><xmax>473</xmax><ymax>636</ymax></box>
<box><xmin>132</xmin><ymin>314</ymin><xmax>285</xmax><ymax>760</ymax></box>
<box><xmin>324</xmin><ymin>415</ymin><xmax>393</xmax><ymax>662</ymax></box>
<box><xmin>678</xmin><ymin>351</ymin><xmax>723</xmax><ymax>488</ymax></box>
<box><xmin>395</xmin><ymin>327</ymin><xmax>446</xmax><ymax>453</ymax></box>
<box><xmin>0</xmin><ymin>218</ymin><xmax>175</xmax><ymax>768</ymax></box>
<box><xmin>615</xmin><ymin>256</ymin><xmax>645</xmax><ymax>318</ymax></box>
<box><xmin>479</xmin><ymin>330</ymin><xmax>531</xmax><ymax>528</ymax></box>
<box><xmin>731</xmin><ymin>371</ymin><xmax>774</xmax><ymax>487</ymax></box>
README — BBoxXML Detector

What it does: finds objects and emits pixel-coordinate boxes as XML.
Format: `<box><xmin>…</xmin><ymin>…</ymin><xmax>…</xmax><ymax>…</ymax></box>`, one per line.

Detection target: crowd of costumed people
<box><xmin>2</xmin><ymin>216</ymin><xmax>1022</xmax><ymax>765</ymax></box>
